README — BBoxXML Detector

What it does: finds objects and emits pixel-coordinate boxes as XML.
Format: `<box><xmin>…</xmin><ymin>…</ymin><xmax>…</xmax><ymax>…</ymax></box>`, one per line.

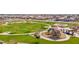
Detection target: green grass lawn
<box><xmin>0</xmin><ymin>35</ymin><xmax>79</xmax><ymax>44</ymax></box>
<box><xmin>0</xmin><ymin>21</ymin><xmax>79</xmax><ymax>44</ymax></box>
<box><xmin>0</xmin><ymin>21</ymin><xmax>77</xmax><ymax>34</ymax></box>
<box><xmin>0</xmin><ymin>22</ymin><xmax>47</xmax><ymax>33</ymax></box>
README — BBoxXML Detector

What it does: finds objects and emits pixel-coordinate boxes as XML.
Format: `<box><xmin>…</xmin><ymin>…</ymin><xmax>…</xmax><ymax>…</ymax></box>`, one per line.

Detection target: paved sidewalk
<box><xmin>39</xmin><ymin>31</ymin><xmax>71</xmax><ymax>41</ymax></box>
<box><xmin>0</xmin><ymin>32</ymin><xmax>35</xmax><ymax>36</ymax></box>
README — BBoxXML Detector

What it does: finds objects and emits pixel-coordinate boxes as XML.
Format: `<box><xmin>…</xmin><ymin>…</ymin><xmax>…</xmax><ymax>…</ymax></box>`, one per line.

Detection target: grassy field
<box><xmin>0</xmin><ymin>21</ymin><xmax>79</xmax><ymax>44</ymax></box>
<box><xmin>0</xmin><ymin>35</ymin><xmax>78</xmax><ymax>44</ymax></box>
<box><xmin>0</xmin><ymin>22</ymin><xmax>47</xmax><ymax>33</ymax></box>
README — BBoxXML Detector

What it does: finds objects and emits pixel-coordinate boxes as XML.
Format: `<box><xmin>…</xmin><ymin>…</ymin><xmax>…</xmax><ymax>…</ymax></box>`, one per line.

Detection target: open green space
<box><xmin>0</xmin><ymin>35</ymin><xmax>78</xmax><ymax>44</ymax></box>
<box><xmin>0</xmin><ymin>22</ymin><xmax>48</xmax><ymax>34</ymax></box>
<box><xmin>0</xmin><ymin>20</ymin><xmax>79</xmax><ymax>44</ymax></box>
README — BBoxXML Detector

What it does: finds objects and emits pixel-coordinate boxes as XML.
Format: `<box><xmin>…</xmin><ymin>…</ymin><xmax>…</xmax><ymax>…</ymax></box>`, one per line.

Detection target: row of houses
<box><xmin>0</xmin><ymin>14</ymin><xmax>79</xmax><ymax>22</ymax></box>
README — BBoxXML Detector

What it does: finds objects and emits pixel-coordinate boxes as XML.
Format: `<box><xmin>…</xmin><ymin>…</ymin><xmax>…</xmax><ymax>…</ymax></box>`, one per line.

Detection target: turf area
<box><xmin>0</xmin><ymin>22</ymin><xmax>48</xmax><ymax>33</ymax></box>
<box><xmin>0</xmin><ymin>35</ymin><xmax>79</xmax><ymax>44</ymax></box>
<box><xmin>0</xmin><ymin>21</ymin><xmax>79</xmax><ymax>44</ymax></box>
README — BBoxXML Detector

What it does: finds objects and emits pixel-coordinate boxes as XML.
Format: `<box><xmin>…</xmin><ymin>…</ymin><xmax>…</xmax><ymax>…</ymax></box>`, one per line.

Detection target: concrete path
<box><xmin>39</xmin><ymin>31</ymin><xmax>71</xmax><ymax>41</ymax></box>
<box><xmin>0</xmin><ymin>32</ymin><xmax>35</xmax><ymax>36</ymax></box>
<box><xmin>73</xmin><ymin>33</ymin><xmax>79</xmax><ymax>37</ymax></box>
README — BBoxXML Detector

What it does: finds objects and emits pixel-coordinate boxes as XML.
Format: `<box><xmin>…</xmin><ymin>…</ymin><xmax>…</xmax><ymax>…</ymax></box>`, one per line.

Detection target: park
<box><xmin>0</xmin><ymin>19</ymin><xmax>79</xmax><ymax>44</ymax></box>
<box><xmin>0</xmin><ymin>14</ymin><xmax>79</xmax><ymax>44</ymax></box>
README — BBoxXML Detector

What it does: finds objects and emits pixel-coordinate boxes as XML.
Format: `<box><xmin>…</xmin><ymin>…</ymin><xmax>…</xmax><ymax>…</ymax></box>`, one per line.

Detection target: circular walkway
<box><xmin>73</xmin><ymin>33</ymin><xmax>79</xmax><ymax>38</ymax></box>
<box><xmin>39</xmin><ymin>31</ymin><xmax>71</xmax><ymax>41</ymax></box>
